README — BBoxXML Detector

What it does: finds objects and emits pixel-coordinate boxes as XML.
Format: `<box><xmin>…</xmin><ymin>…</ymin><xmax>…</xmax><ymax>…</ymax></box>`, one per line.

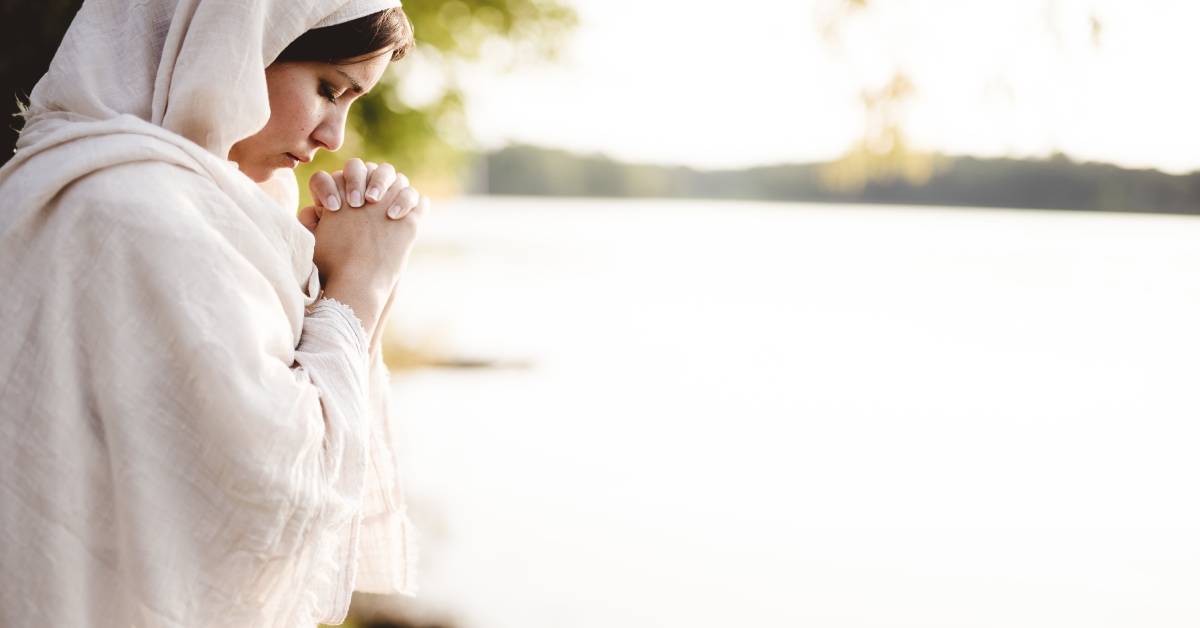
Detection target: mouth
<box><xmin>285</xmin><ymin>152</ymin><xmax>310</xmax><ymax>167</ymax></box>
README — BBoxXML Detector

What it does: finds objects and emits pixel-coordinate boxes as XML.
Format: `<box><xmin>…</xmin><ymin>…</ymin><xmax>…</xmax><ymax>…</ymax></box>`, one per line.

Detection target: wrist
<box><xmin>323</xmin><ymin>263</ymin><xmax>393</xmax><ymax>297</ymax></box>
<box><xmin>321</xmin><ymin>278</ymin><xmax>386</xmax><ymax>340</ymax></box>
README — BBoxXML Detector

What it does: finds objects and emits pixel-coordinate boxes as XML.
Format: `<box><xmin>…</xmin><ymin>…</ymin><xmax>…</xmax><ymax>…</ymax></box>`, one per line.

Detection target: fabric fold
<box><xmin>0</xmin><ymin>0</ymin><xmax>419</xmax><ymax>625</ymax></box>
<box><xmin>294</xmin><ymin>298</ymin><xmax>372</xmax><ymax>625</ymax></box>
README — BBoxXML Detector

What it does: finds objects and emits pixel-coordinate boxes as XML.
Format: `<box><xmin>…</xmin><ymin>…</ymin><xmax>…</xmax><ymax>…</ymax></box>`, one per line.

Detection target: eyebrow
<box><xmin>335</xmin><ymin>69</ymin><xmax>365</xmax><ymax>95</ymax></box>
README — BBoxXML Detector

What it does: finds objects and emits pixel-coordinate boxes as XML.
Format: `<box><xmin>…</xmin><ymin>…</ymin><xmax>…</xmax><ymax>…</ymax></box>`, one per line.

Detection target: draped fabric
<box><xmin>0</xmin><ymin>0</ymin><xmax>416</xmax><ymax>626</ymax></box>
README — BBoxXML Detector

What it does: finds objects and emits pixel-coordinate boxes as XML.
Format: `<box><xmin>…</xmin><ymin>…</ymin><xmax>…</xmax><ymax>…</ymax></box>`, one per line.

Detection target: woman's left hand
<box><xmin>298</xmin><ymin>158</ymin><xmax>423</xmax><ymax>233</ymax></box>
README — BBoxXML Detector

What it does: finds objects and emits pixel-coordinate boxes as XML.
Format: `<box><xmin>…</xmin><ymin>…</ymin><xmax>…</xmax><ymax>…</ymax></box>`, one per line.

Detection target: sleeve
<box><xmin>352</xmin><ymin>348</ymin><xmax>421</xmax><ymax>597</ymax></box>
<box><xmin>80</xmin><ymin>205</ymin><xmax>381</xmax><ymax>627</ymax></box>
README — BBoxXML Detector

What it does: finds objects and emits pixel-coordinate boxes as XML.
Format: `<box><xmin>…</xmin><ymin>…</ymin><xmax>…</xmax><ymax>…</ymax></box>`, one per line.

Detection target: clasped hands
<box><xmin>300</xmin><ymin>158</ymin><xmax>431</xmax><ymax>348</ymax></box>
<box><xmin>298</xmin><ymin>158</ymin><xmax>428</xmax><ymax>232</ymax></box>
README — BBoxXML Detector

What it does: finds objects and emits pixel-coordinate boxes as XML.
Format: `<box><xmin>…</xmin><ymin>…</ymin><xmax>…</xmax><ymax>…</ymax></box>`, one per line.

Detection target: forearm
<box><xmin>369</xmin><ymin>285</ymin><xmax>399</xmax><ymax>355</ymax></box>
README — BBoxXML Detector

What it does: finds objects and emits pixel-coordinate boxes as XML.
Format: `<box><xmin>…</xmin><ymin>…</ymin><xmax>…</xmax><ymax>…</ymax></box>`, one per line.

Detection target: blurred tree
<box><xmin>297</xmin><ymin>0</ymin><xmax>578</xmax><ymax>200</ymax></box>
<box><xmin>818</xmin><ymin>72</ymin><xmax>944</xmax><ymax>191</ymax></box>
<box><xmin>814</xmin><ymin>0</ymin><xmax>1102</xmax><ymax>191</ymax></box>
<box><xmin>478</xmin><ymin>144</ymin><xmax>1200</xmax><ymax>215</ymax></box>
<box><xmin>0</xmin><ymin>0</ymin><xmax>577</xmax><ymax>197</ymax></box>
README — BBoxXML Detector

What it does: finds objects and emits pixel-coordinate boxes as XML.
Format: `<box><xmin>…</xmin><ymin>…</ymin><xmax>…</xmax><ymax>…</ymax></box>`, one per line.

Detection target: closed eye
<box><xmin>319</xmin><ymin>81</ymin><xmax>343</xmax><ymax>103</ymax></box>
<box><xmin>334</xmin><ymin>69</ymin><xmax>365</xmax><ymax>96</ymax></box>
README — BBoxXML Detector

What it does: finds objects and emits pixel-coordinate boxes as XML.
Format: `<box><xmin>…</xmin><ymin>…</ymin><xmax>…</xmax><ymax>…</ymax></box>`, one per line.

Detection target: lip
<box><xmin>285</xmin><ymin>152</ymin><xmax>310</xmax><ymax>167</ymax></box>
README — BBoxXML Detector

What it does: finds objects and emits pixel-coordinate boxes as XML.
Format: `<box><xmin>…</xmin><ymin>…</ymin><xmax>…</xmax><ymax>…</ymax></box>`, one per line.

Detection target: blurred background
<box><xmin>7</xmin><ymin>0</ymin><xmax>1200</xmax><ymax>626</ymax></box>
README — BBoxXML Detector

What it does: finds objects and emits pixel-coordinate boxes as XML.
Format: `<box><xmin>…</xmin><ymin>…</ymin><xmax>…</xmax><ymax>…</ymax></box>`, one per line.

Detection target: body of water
<box><xmin>374</xmin><ymin>197</ymin><xmax>1200</xmax><ymax>627</ymax></box>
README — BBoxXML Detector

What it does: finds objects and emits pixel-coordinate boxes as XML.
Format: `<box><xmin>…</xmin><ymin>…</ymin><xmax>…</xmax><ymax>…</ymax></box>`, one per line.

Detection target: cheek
<box><xmin>262</xmin><ymin>87</ymin><xmax>321</xmax><ymax>145</ymax></box>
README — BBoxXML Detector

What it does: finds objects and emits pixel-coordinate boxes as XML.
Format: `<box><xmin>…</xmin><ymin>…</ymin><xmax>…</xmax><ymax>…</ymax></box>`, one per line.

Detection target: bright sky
<box><xmin>439</xmin><ymin>0</ymin><xmax>1200</xmax><ymax>173</ymax></box>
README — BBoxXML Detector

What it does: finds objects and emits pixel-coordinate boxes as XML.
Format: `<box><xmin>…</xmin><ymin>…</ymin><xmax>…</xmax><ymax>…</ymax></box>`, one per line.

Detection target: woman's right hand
<box><xmin>310</xmin><ymin>159</ymin><xmax>430</xmax><ymax>338</ymax></box>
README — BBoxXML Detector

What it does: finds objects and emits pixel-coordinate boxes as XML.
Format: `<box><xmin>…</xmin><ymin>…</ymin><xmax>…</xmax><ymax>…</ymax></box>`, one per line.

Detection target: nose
<box><xmin>310</xmin><ymin>108</ymin><xmax>347</xmax><ymax>153</ymax></box>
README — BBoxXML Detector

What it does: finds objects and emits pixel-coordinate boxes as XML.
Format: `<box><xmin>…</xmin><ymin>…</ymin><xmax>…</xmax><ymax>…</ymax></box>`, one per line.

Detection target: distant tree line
<box><xmin>473</xmin><ymin>145</ymin><xmax>1200</xmax><ymax>214</ymax></box>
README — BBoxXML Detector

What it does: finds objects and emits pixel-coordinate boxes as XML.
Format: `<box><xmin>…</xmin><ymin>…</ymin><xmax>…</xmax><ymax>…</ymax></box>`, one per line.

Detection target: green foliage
<box><xmin>296</xmin><ymin>0</ymin><xmax>577</xmax><ymax>202</ymax></box>
<box><xmin>404</xmin><ymin>0</ymin><xmax>577</xmax><ymax>62</ymax></box>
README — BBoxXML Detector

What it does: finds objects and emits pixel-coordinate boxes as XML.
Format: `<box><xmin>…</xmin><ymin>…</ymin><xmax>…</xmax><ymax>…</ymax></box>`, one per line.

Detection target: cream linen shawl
<box><xmin>0</xmin><ymin>1</ymin><xmax>415</xmax><ymax>626</ymax></box>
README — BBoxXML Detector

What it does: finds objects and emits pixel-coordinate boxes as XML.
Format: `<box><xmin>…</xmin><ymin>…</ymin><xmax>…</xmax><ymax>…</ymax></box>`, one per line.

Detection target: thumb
<box><xmin>298</xmin><ymin>204</ymin><xmax>322</xmax><ymax>233</ymax></box>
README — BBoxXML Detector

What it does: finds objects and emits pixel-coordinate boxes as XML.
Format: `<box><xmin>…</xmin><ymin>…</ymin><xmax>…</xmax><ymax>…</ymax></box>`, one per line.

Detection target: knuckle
<box><xmin>385</xmin><ymin>182</ymin><xmax>407</xmax><ymax>201</ymax></box>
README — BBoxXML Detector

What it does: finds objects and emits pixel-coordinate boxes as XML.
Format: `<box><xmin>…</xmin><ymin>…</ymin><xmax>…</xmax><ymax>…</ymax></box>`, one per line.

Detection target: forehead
<box><xmin>332</xmin><ymin>51</ymin><xmax>392</xmax><ymax>89</ymax></box>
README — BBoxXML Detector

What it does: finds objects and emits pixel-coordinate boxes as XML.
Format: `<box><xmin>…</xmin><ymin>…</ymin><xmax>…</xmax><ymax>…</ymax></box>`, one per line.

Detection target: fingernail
<box><xmin>325</xmin><ymin>195</ymin><xmax>341</xmax><ymax>211</ymax></box>
<box><xmin>366</xmin><ymin>187</ymin><xmax>381</xmax><ymax>202</ymax></box>
<box><xmin>387</xmin><ymin>205</ymin><xmax>402</xmax><ymax>219</ymax></box>
<box><xmin>349</xmin><ymin>190</ymin><xmax>363</xmax><ymax>207</ymax></box>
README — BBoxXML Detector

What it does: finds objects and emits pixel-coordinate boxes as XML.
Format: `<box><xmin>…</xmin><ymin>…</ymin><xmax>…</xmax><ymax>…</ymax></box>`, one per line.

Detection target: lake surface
<box><xmin>373</xmin><ymin>197</ymin><xmax>1200</xmax><ymax>627</ymax></box>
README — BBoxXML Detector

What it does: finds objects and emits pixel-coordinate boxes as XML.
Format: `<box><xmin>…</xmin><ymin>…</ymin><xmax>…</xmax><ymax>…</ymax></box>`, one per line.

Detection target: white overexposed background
<box><xmin>416</xmin><ymin>0</ymin><xmax>1200</xmax><ymax>172</ymax></box>
<box><xmin>366</xmin><ymin>196</ymin><xmax>1200</xmax><ymax>628</ymax></box>
<box><xmin>362</xmin><ymin>2</ymin><xmax>1200</xmax><ymax>626</ymax></box>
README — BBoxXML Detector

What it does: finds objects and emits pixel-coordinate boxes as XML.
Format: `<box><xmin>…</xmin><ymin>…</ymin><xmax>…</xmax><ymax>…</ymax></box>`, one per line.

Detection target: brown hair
<box><xmin>275</xmin><ymin>9</ymin><xmax>414</xmax><ymax>64</ymax></box>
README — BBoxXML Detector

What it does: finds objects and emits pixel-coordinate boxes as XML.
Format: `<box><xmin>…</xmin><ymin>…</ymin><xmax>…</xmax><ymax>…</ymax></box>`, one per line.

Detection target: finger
<box><xmin>393</xmin><ymin>195</ymin><xmax>431</xmax><ymax>222</ymax></box>
<box><xmin>309</xmin><ymin>170</ymin><xmax>341</xmax><ymax>211</ymax></box>
<box><xmin>365</xmin><ymin>162</ymin><xmax>397</xmax><ymax>203</ymax></box>
<box><xmin>377</xmin><ymin>178</ymin><xmax>407</xmax><ymax>216</ymax></box>
<box><xmin>394</xmin><ymin>171</ymin><xmax>410</xmax><ymax>190</ymax></box>
<box><xmin>409</xmin><ymin>195</ymin><xmax>431</xmax><ymax>219</ymax></box>
<box><xmin>343</xmin><ymin>158</ymin><xmax>368</xmax><ymax>207</ymax></box>
<box><xmin>363</xmin><ymin>163</ymin><xmax>378</xmax><ymax>201</ymax></box>
<box><xmin>333</xmin><ymin>171</ymin><xmax>347</xmax><ymax>209</ymax></box>
<box><xmin>298</xmin><ymin>205</ymin><xmax>321</xmax><ymax>233</ymax></box>
<box><xmin>387</xmin><ymin>187</ymin><xmax>421</xmax><ymax>220</ymax></box>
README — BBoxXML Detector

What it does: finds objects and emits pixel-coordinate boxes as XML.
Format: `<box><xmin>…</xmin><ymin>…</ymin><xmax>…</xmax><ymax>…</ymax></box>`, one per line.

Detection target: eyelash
<box><xmin>319</xmin><ymin>82</ymin><xmax>342</xmax><ymax>103</ymax></box>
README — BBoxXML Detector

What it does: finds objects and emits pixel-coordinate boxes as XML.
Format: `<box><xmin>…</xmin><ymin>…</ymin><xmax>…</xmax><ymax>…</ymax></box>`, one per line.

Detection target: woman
<box><xmin>0</xmin><ymin>1</ymin><xmax>428</xmax><ymax>626</ymax></box>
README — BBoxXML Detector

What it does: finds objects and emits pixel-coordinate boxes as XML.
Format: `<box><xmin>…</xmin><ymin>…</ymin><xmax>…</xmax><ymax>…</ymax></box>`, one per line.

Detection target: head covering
<box><xmin>314</xmin><ymin>0</ymin><xmax>402</xmax><ymax>29</ymax></box>
<box><xmin>20</xmin><ymin>0</ymin><xmax>402</xmax><ymax>158</ymax></box>
<box><xmin>0</xmin><ymin>1</ymin><xmax>418</xmax><ymax>626</ymax></box>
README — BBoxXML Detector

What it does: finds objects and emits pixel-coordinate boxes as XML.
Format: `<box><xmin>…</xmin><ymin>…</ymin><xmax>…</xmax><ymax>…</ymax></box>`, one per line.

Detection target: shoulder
<box><xmin>46</xmin><ymin>162</ymin><xmax>270</xmax><ymax>299</ymax></box>
<box><xmin>57</xmin><ymin>161</ymin><xmax>226</xmax><ymax>236</ymax></box>
<box><xmin>47</xmin><ymin>160</ymin><xmax>306</xmax><ymax>316</ymax></box>
<box><xmin>53</xmin><ymin>161</ymin><xmax>299</xmax><ymax>341</ymax></box>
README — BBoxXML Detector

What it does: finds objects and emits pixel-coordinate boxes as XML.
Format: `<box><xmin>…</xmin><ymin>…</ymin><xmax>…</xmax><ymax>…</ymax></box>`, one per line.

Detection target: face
<box><xmin>229</xmin><ymin>51</ymin><xmax>392</xmax><ymax>182</ymax></box>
